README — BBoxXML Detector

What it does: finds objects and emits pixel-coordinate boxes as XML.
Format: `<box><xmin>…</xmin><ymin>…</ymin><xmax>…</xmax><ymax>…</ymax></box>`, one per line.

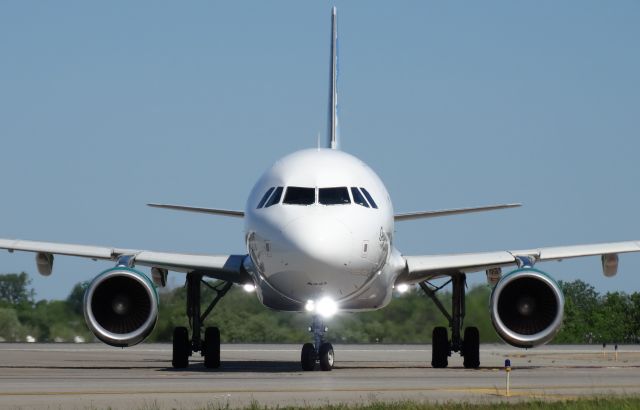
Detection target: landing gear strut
<box><xmin>172</xmin><ymin>272</ymin><xmax>232</xmax><ymax>369</ymax></box>
<box><xmin>301</xmin><ymin>315</ymin><xmax>334</xmax><ymax>371</ymax></box>
<box><xmin>420</xmin><ymin>273</ymin><xmax>480</xmax><ymax>369</ymax></box>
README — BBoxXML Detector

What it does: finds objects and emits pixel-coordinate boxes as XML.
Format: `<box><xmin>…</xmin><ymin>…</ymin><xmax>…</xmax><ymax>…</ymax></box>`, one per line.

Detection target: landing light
<box><xmin>305</xmin><ymin>297</ymin><xmax>338</xmax><ymax>318</ymax></box>
<box><xmin>396</xmin><ymin>283</ymin><xmax>410</xmax><ymax>293</ymax></box>
<box><xmin>243</xmin><ymin>283</ymin><xmax>256</xmax><ymax>292</ymax></box>
<box><xmin>316</xmin><ymin>297</ymin><xmax>338</xmax><ymax>318</ymax></box>
<box><xmin>305</xmin><ymin>300</ymin><xmax>315</xmax><ymax>312</ymax></box>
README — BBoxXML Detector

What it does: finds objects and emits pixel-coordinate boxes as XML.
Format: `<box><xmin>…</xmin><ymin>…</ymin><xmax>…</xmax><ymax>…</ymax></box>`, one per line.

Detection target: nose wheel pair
<box><xmin>301</xmin><ymin>315</ymin><xmax>334</xmax><ymax>371</ymax></box>
<box><xmin>301</xmin><ymin>342</ymin><xmax>334</xmax><ymax>371</ymax></box>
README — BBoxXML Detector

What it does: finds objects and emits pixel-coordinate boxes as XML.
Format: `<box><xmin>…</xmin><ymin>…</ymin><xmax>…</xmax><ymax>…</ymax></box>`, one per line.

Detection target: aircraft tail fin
<box><xmin>327</xmin><ymin>6</ymin><xmax>339</xmax><ymax>150</ymax></box>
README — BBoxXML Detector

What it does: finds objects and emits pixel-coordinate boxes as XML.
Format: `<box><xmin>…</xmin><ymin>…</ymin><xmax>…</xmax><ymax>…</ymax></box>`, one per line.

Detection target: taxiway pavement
<box><xmin>1</xmin><ymin>343</ymin><xmax>639</xmax><ymax>409</ymax></box>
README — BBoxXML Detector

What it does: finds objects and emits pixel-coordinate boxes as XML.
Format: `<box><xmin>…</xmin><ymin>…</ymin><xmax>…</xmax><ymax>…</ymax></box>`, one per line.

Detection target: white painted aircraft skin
<box><xmin>243</xmin><ymin>148</ymin><xmax>397</xmax><ymax>311</ymax></box>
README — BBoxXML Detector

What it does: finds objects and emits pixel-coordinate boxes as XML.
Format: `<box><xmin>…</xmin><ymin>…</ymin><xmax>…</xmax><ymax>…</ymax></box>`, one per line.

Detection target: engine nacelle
<box><xmin>84</xmin><ymin>267</ymin><xmax>158</xmax><ymax>347</ymax></box>
<box><xmin>490</xmin><ymin>268</ymin><xmax>564</xmax><ymax>348</ymax></box>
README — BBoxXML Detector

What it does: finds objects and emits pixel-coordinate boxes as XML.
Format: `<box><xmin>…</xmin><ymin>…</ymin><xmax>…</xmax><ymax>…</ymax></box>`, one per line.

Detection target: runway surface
<box><xmin>1</xmin><ymin>343</ymin><xmax>639</xmax><ymax>409</ymax></box>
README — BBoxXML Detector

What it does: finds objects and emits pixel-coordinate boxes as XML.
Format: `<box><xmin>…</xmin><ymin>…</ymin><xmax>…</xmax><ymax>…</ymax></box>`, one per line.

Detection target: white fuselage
<box><xmin>244</xmin><ymin>149</ymin><xmax>403</xmax><ymax>312</ymax></box>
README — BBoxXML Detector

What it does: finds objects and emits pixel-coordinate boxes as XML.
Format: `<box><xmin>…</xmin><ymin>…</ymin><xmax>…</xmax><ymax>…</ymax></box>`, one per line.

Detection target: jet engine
<box><xmin>84</xmin><ymin>267</ymin><xmax>158</xmax><ymax>347</ymax></box>
<box><xmin>490</xmin><ymin>268</ymin><xmax>564</xmax><ymax>348</ymax></box>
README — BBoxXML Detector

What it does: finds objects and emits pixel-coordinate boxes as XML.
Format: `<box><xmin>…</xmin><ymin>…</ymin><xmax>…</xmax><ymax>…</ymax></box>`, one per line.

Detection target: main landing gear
<box><xmin>301</xmin><ymin>315</ymin><xmax>334</xmax><ymax>371</ymax></box>
<box><xmin>420</xmin><ymin>273</ymin><xmax>480</xmax><ymax>369</ymax></box>
<box><xmin>172</xmin><ymin>272</ymin><xmax>232</xmax><ymax>369</ymax></box>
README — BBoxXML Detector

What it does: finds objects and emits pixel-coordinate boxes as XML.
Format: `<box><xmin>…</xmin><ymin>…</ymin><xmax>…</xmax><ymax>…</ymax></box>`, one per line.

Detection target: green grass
<box><xmin>74</xmin><ymin>396</ymin><xmax>640</xmax><ymax>410</ymax></box>
<box><xmin>237</xmin><ymin>397</ymin><xmax>640</xmax><ymax>410</ymax></box>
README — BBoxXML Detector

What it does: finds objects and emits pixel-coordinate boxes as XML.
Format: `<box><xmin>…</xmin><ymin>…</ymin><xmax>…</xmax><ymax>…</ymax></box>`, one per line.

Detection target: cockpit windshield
<box><xmin>283</xmin><ymin>187</ymin><xmax>315</xmax><ymax>205</ymax></box>
<box><xmin>360</xmin><ymin>187</ymin><xmax>378</xmax><ymax>209</ymax></box>
<box><xmin>351</xmin><ymin>187</ymin><xmax>369</xmax><ymax>207</ymax></box>
<box><xmin>319</xmin><ymin>187</ymin><xmax>350</xmax><ymax>205</ymax></box>
<box><xmin>264</xmin><ymin>186</ymin><xmax>283</xmax><ymax>207</ymax></box>
<box><xmin>257</xmin><ymin>187</ymin><xmax>275</xmax><ymax>209</ymax></box>
<box><xmin>257</xmin><ymin>185</ymin><xmax>378</xmax><ymax>209</ymax></box>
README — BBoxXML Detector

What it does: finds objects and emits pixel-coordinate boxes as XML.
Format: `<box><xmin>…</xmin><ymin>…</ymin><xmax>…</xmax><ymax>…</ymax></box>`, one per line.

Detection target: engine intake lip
<box><xmin>84</xmin><ymin>268</ymin><xmax>158</xmax><ymax>347</ymax></box>
<box><xmin>490</xmin><ymin>268</ymin><xmax>564</xmax><ymax>348</ymax></box>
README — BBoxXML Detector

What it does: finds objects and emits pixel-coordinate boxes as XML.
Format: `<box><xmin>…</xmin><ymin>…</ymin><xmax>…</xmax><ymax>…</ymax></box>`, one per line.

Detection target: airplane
<box><xmin>2</xmin><ymin>7</ymin><xmax>640</xmax><ymax>372</ymax></box>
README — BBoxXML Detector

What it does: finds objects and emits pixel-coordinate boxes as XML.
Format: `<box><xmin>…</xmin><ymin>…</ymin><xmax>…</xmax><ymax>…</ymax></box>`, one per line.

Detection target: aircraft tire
<box><xmin>431</xmin><ymin>326</ymin><xmax>449</xmax><ymax>368</ymax></box>
<box><xmin>301</xmin><ymin>343</ymin><xmax>316</xmax><ymax>371</ymax></box>
<box><xmin>203</xmin><ymin>326</ymin><xmax>221</xmax><ymax>369</ymax></box>
<box><xmin>172</xmin><ymin>326</ymin><xmax>190</xmax><ymax>369</ymax></box>
<box><xmin>319</xmin><ymin>342</ymin><xmax>334</xmax><ymax>371</ymax></box>
<box><xmin>463</xmin><ymin>326</ymin><xmax>480</xmax><ymax>369</ymax></box>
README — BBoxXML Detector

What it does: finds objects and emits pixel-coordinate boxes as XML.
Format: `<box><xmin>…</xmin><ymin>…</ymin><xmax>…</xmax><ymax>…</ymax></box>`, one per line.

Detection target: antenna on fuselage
<box><xmin>327</xmin><ymin>6</ymin><xmax>339</xmax><ymax>150</ymax></box>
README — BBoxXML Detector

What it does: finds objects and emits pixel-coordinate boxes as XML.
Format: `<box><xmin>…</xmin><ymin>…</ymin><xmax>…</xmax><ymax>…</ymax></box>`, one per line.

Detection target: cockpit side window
<box><xmin>264</xmin><ymin>186</ymin><xmax>283</xmax><ymax>207</ymax></box>
<box><xmin>360</xmin><ymin>188</ymin><xmax>378</xmax><ymax>209</ymax></box>
<box><xmin>319</xmin><ymin>187</ymin><xmax>351</xmax><ymax>205</ymax></box>
<box><xmin>257</xmin><ymin>187</ymin><xmax>275</xmax><ymax>209</ymax></box>
<box><xmin>351</xmin><ymin>187</ymin><xmax>369</xmax><ymax>208</ymax></box>
<box><xmin>283</xmin><ymin>186</ymin><xmax>315</xmax><ymax>205</ymax></box>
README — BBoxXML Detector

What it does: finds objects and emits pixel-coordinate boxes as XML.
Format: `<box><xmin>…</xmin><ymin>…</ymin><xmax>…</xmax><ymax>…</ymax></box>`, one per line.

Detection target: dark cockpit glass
<box><xmin>283</xmin><ymin>187</ymin><xmax>315</xmax><ymax>205</ymax></box>
<box><xmin>319</xmin><ymin>187</ymin><xmax>351</xmax><ymax>205</ymax></box>
<box><xmin>257</xmin><ymin>187</ymin><xmax>275</xmax><ymax>209</ymax></box>
<box><xmin>264</xmin><ymin>186</ymin><xmax>283</xmax><ymax>207</ymax></box>
<box><xmin>360</xmin><ymin>188</ymin><xmax>378</xmax><ymax>209</ymax></box>
<box><xmin>351</xmin><ymin>187</ymin><xmax>369</xmax><ymax>207</ymax></box>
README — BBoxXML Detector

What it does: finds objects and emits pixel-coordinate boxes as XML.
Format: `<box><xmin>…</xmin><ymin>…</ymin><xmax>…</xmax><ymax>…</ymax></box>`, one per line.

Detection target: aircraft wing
<box><xmin>397</xmin><ymin>240</ymin><xmax>640</xmax><ymax>283</ymax></box>
<box><xmin>0</xmin><ymin>238</ymin><xmax>251</xmax><ymax>284</ymax></box>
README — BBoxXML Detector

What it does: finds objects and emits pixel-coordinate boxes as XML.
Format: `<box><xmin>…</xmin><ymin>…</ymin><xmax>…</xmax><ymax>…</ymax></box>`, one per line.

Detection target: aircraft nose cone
<box><xmin>283</xmin><ymin>216</ymin><xmax>353</xmax><ymax>271</ymax></box>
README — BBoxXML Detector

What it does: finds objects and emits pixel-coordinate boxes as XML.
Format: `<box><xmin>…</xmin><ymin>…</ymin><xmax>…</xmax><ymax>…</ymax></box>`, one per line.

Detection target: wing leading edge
<box><xmin>398</xmin><ymin>240</ymin><xmax>640</xmax><ymax>284</ymax></box>
<box><xmin>0</xmin><ymin>238</ymin><xmax>251</xmax><ymax>284</ymax></box>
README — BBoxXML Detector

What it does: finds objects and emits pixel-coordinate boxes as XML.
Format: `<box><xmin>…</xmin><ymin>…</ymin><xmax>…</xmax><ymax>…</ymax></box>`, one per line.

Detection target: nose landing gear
<box><xmin>300</xmin><ymin>315</ymin><xmax>334</xmax><ymax>371</ymax></box>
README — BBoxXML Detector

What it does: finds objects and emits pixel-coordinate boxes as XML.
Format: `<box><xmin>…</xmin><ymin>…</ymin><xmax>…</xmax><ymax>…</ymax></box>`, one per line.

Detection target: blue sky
<box><xmin>1</xmin><ymin>1</ymin><xmax>639</xmax><ymax>300</ymax></box>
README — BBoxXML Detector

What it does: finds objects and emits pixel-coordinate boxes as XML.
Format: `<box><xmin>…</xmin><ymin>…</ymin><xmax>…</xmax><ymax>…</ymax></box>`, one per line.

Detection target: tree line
<box><xmin>0</xmin><ymin>272</ymin><xmax>638</xmax><ymax>344</ymax></box>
